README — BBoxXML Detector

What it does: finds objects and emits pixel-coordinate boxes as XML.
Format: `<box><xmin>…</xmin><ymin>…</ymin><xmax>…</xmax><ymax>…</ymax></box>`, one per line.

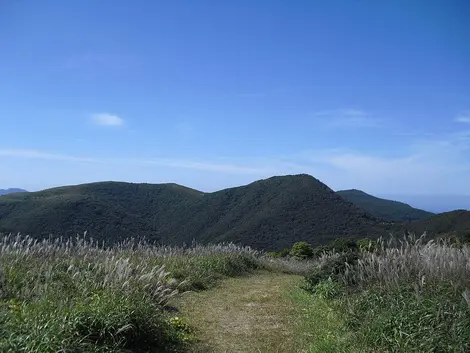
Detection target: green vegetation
<box><xmin>289</xmin><ymin>285</ymin><xmax>366</xmax><ymax>353</ymax></box>
<box><xmin>1</xmin><ymin>176</ymin><xmax>468</xmax><ymax>251</ymax></box>
<box><xmin>289</xmin><ymin>241</ymin><xmax>313</xmax><ymax>259</ymax></box>
<box><xmin>267</xmin><ymin>237</ymin><xmax>374</xmax><ymax>260</ymax></box>
<box><xmin>3</xmin><ymin>228</ymin><xmax>470</xmax><ymax>352</ymax></box>
<box><xmin>337</xmin><ymin>188</ymin><xmax>434</xmax><ymax>221</ymax></box>
<box><xmin>2</xmin><ymin>175</ymin><xmax>470</xmax><ymax>351</ymax></box>
<box><xmin>410</xmin><ymin>209</ymin><xmax>470</xmax><ymax>240</ymax></box>
<box><xmin>0</xmin><ymin>234</ymin><xmax>299</xmax><ymax>353</ymax></box>
<box><xmin>0</xmin><ymin>175</ymin><xmax>387</xmax><ymax>250</ymax></box>
<box><xmin>301</xmin><ymin>235</ymin><xmax>470</xmax><ymax>352</ymax></box>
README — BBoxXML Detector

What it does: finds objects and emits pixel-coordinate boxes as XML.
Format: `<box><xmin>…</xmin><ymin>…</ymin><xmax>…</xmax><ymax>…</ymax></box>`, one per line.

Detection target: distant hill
<box><xmin>0</xmin><ymin>175</ymin><xmax>390</xmax><ymax>250</ymax></box>
<box><xmin>378</xmin><ymin>194</ymin><xmax>470</xmax><ymax>213</ymax></box>
<box><xmin>337</xmin><ymin>189</ymin><xmax>434</xmax><ymax>222</ymax></box>
<box><xmin>0</xmin><ymin>188</ymin><xmax>27</xmax><ymax>196</ymax></box>
<box><xmin>408</xmin><ymin>210</ymin><xmax>470</xmax><ymax>239</ymax></box>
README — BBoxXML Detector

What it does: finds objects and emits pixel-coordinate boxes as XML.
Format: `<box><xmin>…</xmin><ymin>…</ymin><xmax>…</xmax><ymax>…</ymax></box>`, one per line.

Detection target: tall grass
<box><xmin>0</xmin><ymin>233</ymin><xmax>303</xmax><ymax>353</ymax></box>
<box><xmin>305</xmin><ymin>234</ymin><xmax>470</xmax><ymax>352</ymax></box>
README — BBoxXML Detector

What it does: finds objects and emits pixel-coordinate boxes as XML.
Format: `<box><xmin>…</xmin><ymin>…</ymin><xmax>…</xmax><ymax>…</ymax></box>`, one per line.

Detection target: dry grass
<box><xmin>342</xmin><ymin>234</ymin><xmax>470</xmax><ymax>291</ymax></box>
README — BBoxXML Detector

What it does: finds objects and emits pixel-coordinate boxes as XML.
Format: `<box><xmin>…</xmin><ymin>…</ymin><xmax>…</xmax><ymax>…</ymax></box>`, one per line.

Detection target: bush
<box><xmin>290</xmin><ymin>241</ymin><xmax>313</xmax><ymax>260</ymax></box>
<box><xmin>328</xmin><ymin>238</ymin><xmax>358</xmax><ymax>253</ymax></box>
<box><xmin>265</xmin><ymin>248</ymin><xmax>290</xmax><ymax>258</ymax></box>
<box><xmin>303</xmin><ymin>251</ymin><xmax>359</xmax><ymax>292</ymax></box>
<box><xmin>311</xmin><ymin>245</ymin><xmax>329</xmax><ymax>257</ymax></box>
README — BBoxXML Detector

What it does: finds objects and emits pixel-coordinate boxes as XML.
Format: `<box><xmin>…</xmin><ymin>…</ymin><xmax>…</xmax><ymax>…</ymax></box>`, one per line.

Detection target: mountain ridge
<box><xmin>337</xmin><ymin>189</ymin><xmax>434</xmax><ymax>222</ymax></box>
<box><xmin>0</xmin><ymin>174</ymin><xmax>388</xmax><ymax>249</ymax></box>
<box><xmin>0</xmin><ymin>175</ymin><xmax>468</xmax><ymax>250</ymax></box>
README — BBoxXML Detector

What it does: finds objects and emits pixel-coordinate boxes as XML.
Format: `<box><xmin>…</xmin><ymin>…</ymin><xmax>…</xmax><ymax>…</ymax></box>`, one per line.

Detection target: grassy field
<box><xmin>2</xmin><ymin>232</ymin><xmax>470</xmax><ymax>352</ymax></box>
<box><xmin>0</xmin><ymin>234</ymin><xmax>311</xmax><ymax>352</ymax></box>
<box><xmin>300</xmin><ymin>235</ymin><xmax>470</xmax><ymax>352</ymax></box>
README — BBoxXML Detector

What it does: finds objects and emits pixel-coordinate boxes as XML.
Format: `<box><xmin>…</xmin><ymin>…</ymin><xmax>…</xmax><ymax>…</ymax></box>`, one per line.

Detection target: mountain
<box><xmin>0</xmin><ymin>174</ymin><xmax>390</xmax><ymax>250</ymax></box>
<box><xmin>0</xmin><ymin>188</ymin><xmax>27</xmax><ymax>196</ymax></box>
<box><xmin>337</xmin><ymin>189</ymin><xmax>434</xmax><ymax>222</ymax></box>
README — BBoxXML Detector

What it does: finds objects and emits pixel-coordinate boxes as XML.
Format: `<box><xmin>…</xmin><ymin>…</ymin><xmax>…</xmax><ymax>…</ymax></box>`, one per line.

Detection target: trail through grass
<box><xmin>175</xmin><ymin>272</ymin><xmax>312</xmax><ymax>353</ymax></box>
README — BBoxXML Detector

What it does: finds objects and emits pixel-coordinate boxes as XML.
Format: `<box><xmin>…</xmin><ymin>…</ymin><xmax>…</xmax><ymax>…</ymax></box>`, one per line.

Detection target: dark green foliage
<box><xmin>328</xmin><ymin>238</ymin><xmax>358</xmax><ymax>252</ymax></box>
<box><xmin>312</xmin><ymin>245</ymin><xmax>330</xmax><ymax>257</ymax></box>
<box><xmin>303</xmin><ymin>252</ymin><xmax>359</xmax><ymax>292</ymax></box>
<box><xmin>337</xmin><ymin>189</ymin><xmax>434</xmax><ymax>222</ymax></box>
<box><xmin>265</xmin><ymin>248</ymin><xmax>290</xmax><ymax>258</ymax></box>
<box><xmin>310</xmin><ymin>236</ymin><xmax>367</xmax><ymax>256</ymax></box>
<box><xmin>289</xmin><ymin>241</ymin><xmax>313</xmax><ymax>259</ymax></box>
<box><xmin>0</xmin><ymin>175</ymin><xmax>389</xmax><ymax>250</ymax></box>
<box><xmin>409</xmin><ymin>209</ymin><xmax>470</xmax><ymax>239</ymax></box>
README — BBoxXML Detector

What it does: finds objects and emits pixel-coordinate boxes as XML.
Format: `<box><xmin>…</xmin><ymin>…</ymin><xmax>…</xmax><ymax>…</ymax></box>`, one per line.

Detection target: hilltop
<box><xmin>0</xmin><ymin>174</ymin><xmax>387</xmax><ymax>250</ymax></box>
<box><xmin>337</xmin><ymin>189</ymin><xmax>434</xmax><ymax>222</ymax></box>
<box><xmin>0</xmin><ymin>188</ymin><xmax>27</xmax><ymax>196</ymax></box>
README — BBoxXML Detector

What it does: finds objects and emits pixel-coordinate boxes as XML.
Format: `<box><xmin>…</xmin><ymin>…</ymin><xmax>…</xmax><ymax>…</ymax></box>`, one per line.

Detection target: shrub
<box><xmin>328</xmin><ymin>237</ymin><xmax>358</xmax><ymax>253</ymax></box>
<box><xmin>303</xmin><ymin>251</ymin><xmax>359</xmax><ymax>292</ymax></box>
<box><xmin>265</xmin><ymin>248</ymin><xmax>290</xmax><ymax>258</ymax></box>
<box><xmin>311</xmin><ymin>245</ymin><xmax>329</xmax><ymax>257</ymax></box>
<box><xmin>290</xmin><ymin>241</ymin><xmax>313</xmax><ymax>260</ymax></box>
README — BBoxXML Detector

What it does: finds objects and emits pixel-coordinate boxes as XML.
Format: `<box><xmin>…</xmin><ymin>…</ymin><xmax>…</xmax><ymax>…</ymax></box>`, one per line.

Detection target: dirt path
<box><xmin>175</xmin><ymin>272</ymin><xmax>308</xmax><ymax>353</ymax></box>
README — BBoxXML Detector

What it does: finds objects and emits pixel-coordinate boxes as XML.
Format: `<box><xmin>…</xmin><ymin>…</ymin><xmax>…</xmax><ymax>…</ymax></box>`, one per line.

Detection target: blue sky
<box><xmin>1</xmin><ymin>0</ymin><xmax>469</xmax><ymax>195</ymax></box>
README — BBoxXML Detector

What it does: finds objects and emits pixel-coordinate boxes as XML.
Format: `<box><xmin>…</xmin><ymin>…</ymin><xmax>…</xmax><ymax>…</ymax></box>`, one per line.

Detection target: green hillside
<box><xmin>337</xmin><ymin>189</ymin><xmax>434</xmax><ymax>222</ymax></box>
<box><xmin>408</xmin><ymin>209</ymin><xmax>470</xmax><ymax>240</ymax></box>
<box><xmin>0</xmin><ymin>174</ymin><xmax>389</xmax><ymax>250</ymax></box>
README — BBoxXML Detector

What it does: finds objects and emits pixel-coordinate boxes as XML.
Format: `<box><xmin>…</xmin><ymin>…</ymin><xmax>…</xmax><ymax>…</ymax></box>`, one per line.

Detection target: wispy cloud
<box><xmin>313</xmin><ymin>108</ymin><xmax>382</xmax><ymax>128</ymax></box>
<box><xmin>455</xmin><ymin>113</ymin><xmax>470</xmax><ymax>124</ymax></box>
<box><xmin>2</xmin><ymin>127</ymin><xmax>470</xmax><ymax>193</ymax></box>
<box><xmin>0</xmin><ymin>149</ymin><xmax>270</xmax><ymax>175</ymax></box>
<box><xmin>92</xmin><ymin>113</ymin><xmax>124</xmax><ymax>127</ymax></box>
<box><xmin>141</xmin><ymin>158</ymin><xmax>270</xmax><ymax>174</ymax></box>
<box><xmin>0</xmin><ymin>149</ymin><xmax>98</xmax><ymax>163</ymax></box>
<box><xmin>273</xmin><ymin>129</ymin><xmax>470</xmax><ymax>194</ymax></box>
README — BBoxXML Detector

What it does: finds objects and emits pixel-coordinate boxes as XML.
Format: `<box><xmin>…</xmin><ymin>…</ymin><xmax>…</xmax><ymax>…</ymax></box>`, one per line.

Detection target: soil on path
<box><xmin>175</xmin><ymin>272</ymin><xmax>308</xmax><ymax>353</ymax></box>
